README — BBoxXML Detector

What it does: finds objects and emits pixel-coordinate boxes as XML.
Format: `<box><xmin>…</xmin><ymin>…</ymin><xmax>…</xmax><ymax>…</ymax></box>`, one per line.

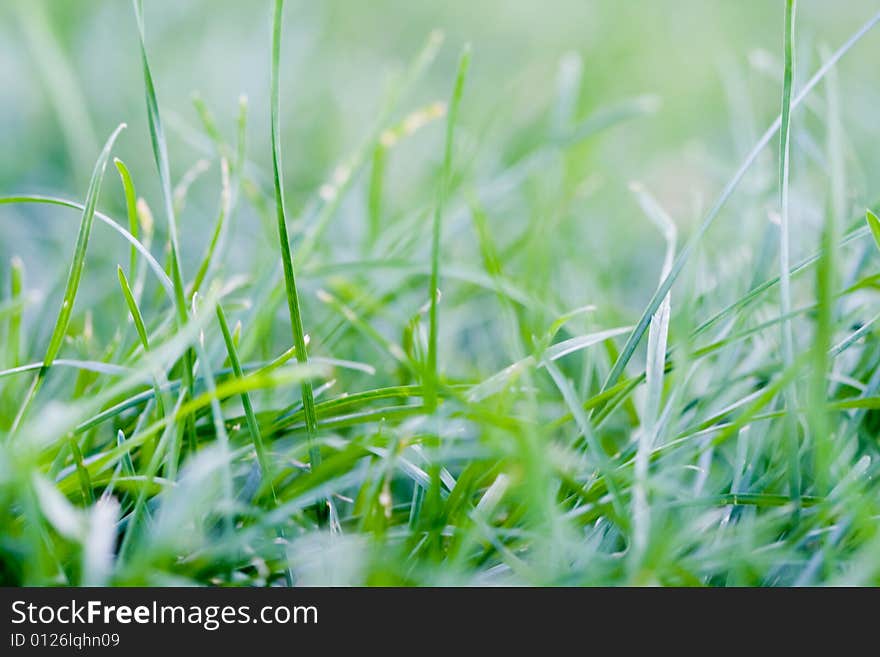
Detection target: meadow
<box><xmin>1</xmin><ymin>0</ymin><xmax>880</xmax><ymax>585</ymax></box>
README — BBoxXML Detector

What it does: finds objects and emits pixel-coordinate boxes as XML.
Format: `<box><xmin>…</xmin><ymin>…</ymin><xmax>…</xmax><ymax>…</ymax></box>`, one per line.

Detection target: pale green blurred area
<box><xmin>1</xmin><ymin>0</ymin><xmax>879</xmax><ymax>339</ymax></box>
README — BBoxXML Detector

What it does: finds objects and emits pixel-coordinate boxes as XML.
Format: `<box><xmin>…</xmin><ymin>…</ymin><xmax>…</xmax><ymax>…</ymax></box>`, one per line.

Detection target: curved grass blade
<box><xmin>0</xmin><ymin>195</ymin><xmax>174</xmax><ymax>299</ymax></box>
<box><xmin>11</xmin><ymin>122</ymin><xmax>126</xmax><ymax>433</ymax></box>
<box><xmin>114</xmin><ymin>158</ymin><xmax>139</xmax><ymax>279</ymax></box>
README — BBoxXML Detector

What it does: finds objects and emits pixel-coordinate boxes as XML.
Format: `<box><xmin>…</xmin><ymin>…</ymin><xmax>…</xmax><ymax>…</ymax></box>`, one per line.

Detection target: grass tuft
<box><xmin>4</xmin><ymin>1</ymin><xmax>880</xmax><ymax>588</ymax></box>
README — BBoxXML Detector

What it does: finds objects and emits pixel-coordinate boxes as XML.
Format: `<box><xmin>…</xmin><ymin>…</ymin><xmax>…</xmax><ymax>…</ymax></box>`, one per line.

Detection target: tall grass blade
<box><xmin>270</xmin><ymin>0</ymin><xmax>324</xmax><ymax>524</ymax></box>
<box><xmin>810</xmin><ymin>44</ymin><xmax>844</xmax><ymax>496</ymax></box>
<box><xmin>426</xmin><ymin>45</ymin><xmax>471</xmax><ymax>411</ymax></box>
<box><xmin>132</xmin><ymin>0</ymin><xmax>196</xmax><ymax>456</ymax></box>
<box><xmin>778</xmin><ymin>0</ymin><xmax>801</xmax><ymax>504</ymax></box>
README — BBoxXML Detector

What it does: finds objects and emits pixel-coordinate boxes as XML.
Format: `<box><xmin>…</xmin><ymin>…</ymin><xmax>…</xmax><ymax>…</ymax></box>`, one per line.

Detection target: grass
<box><xmin>10</xmin><ymin>122</ymin><xmax>127</xmax><ymax>433</ymax></box>
<box><xmin>270</xmin><ymin>0</ymin><xmax>324</xmax><ymax>525</ymax></box>
<box><xmin>3</xmin><ymin>1</ymin><xmax>880</xmax><ymax>586</ymax></box>
<box><xmin>778</xmin><ymin>0</ymin><xmax>801</xmax><ymax>506</ymax></box>
<box><xmin>426</xmin><ymin>45</ymin><xmax>470</xmax><ymax>413</ymax></box>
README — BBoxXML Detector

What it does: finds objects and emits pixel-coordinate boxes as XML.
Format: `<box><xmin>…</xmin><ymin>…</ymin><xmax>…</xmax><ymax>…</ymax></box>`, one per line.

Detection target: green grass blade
<box><xmin>68</xmin><ymin>437</ymin><xmax>95</xmax><ymax>506</ymax></box>
<box><xmin>216</xmin><ymin>304</ymin><xmax>275</xmax><ymax>496</ymax></box>
<box><xmin>810</xmin><ymin>44</ymin><xmax>844</xmax><ymax>496</ymax></box>
<box><xmin>132</xmin><ymin>0</ymin><xmax>188</xmax><ymax>322</ymax></box>
<box><xmin>132</xmin><ymin>0</ymin><xmax>197</xmax><ymax>457</ymax></box>
<box><xmin>866</xmin><ymin>210</ymin><xmax>880</xmax><ymax>253</ymax></box>
<box><xmin>0</xmin><ymin>195</ymin><xmax>174</xmax><ymax>298</ymax></box>
<box><xmin>114</xmin><ymin>158</ymin><xmax>139</xmax><ymax>279</ymax></box>
<box><xmin>118</xmin><ymin>266</ymin><xmax>150</xmax><ymax>350</ymax></box>
<box><xmin>426</xmin><ymin>45</ymin><xmax>471</xmax><ymax>412</ymax></box>
<box><xmin>778</xmin><ymin>0</ymin><xmax>796</xmax><ymax>373</ymax></box>
<box><xmin>7</xmin><ymin>256</ymin><xmax>24</xmax><ymax>369</ymax></box>
<box><xmin>218</xmin><ymin>303</ymin><xmax>293</xmax><ymax>584</ymax></box>
<box><xmin>367</xmin><ymin>144</ymin><xmax>385</xmax><ymax>246</ymax></box>
<box><xmin>11</xmin><ymin>122</ymin><xmax>126</xmax><ymax>433</ymax></box>
<box><xmin>543</xmin><ymin>359</ymin><xmax>625</xmax><ymax>520</ymax></box>
<box><xmin>118</xmin><ymin>266</ymin><xmax>166</xmax><ymax>419</ymax></box>
<box><xmin>778</xmin><ymin>0</ymin><xmax>801</xmax><ymax>504</ymax></box>
<box><xmin>270</xmin><ymin>0</ymin><xmax>321</xmax><ymax>476</ymax></box>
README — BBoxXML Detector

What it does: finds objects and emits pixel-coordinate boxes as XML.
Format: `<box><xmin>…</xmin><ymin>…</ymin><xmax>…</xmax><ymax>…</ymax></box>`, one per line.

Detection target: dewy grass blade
<box><xmin>600</xmin><ymin>9</ymin><xmax>880</xmax><ymax>394</ymax></box>
<box><xmin>11</xmin><ymin>123</ymin><xmax>126</xmax><ymax>433</ymax></box>
<box><xmin>426</xmin><ymin>45</ymin><xmax>471</xmax><ymax>412</ymax></box>
<box><xmin>270</xmin><ymin>0</ymin><xmax>323</xmax><ymax>507</ymax></box>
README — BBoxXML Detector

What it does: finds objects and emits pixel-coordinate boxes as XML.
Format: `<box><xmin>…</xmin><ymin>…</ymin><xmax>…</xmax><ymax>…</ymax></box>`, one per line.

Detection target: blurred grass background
<box><xmin>3</xmin><ymin>0</ymin><xmax>879</xmax><ymax>311</ymax></box>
